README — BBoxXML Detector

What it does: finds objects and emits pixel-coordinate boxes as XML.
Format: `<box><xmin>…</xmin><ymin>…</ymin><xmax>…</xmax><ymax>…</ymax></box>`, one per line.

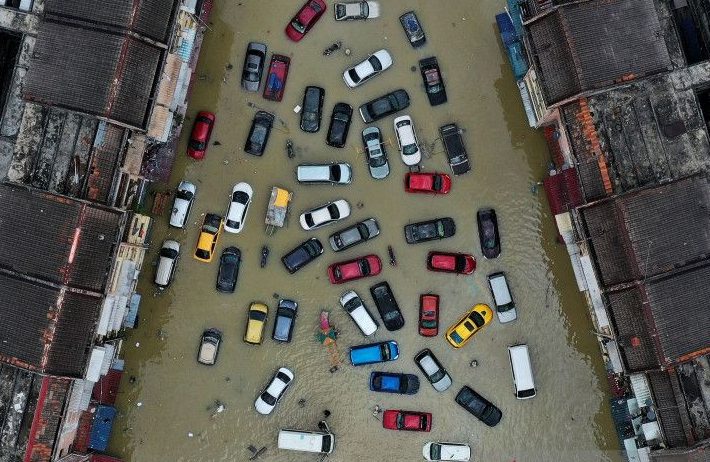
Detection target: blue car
<box><xmin>350</xmin><ymin>341</ymin><xmax>399</xmax><ymax>366</ymax></box>
<box><xmin>369</xmin><ymin>372</ymin><xmax>419</xmax><ymax>394</ymax></box>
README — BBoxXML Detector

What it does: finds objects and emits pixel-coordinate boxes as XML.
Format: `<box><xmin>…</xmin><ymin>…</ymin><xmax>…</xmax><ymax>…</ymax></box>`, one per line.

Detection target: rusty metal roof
<box><xmin>527</xmin><ymin>0</ymin><xmax>672</xmax><ymax>104</ymax></box>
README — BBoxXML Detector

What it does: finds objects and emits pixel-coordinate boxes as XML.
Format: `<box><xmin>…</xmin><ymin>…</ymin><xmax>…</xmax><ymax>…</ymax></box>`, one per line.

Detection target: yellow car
<box><xmin>194</xmin><ymin>213</ymin><xmax>223</xmax><ymax>263</ymax></box>
<box><xmin>445</xmin><ymin>304</ymin><xmax>493</xmax><ymax>348</ymax></box>
<box><xmin>244</xmin><ymin>302</ymin><xmax>268</xmax><ymax>345</ymax></box>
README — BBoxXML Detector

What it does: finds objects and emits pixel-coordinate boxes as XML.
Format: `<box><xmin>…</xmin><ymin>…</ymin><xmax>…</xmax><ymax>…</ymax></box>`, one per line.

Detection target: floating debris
<box><xmin>298</xmin><ymin>398</ymin><xmax>306</xmax><ymax>407</ymax></box>
<box><xmin>388</xmin><ymin>246</ymin><xmax>397</xmax><ymax>267</ymax></box>
<box><xmin>248</xmin><ymin>445</ymin><xmax>267</xmax><ymax>460</ymax></box>
<box><xmin>260</xmin><ymin>246</ymin><xmax>269</xmax><ymax>267</ymax></box>
<box><xmin>470</xmin><ymin>359</ymin><xmax>479</xmax><ymax>368</ymax></box>
<box><xmin>323</xmin><ymin>41</ymin><xmax>342</xmax><ymax>56</ymax></box>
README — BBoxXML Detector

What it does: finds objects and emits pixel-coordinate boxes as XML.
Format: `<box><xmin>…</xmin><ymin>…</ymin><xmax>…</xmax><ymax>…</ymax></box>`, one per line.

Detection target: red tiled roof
<box><xmin>91</xmin><ymin>369</ymin><xmax>123</xmax><ymax>406</ymax></box>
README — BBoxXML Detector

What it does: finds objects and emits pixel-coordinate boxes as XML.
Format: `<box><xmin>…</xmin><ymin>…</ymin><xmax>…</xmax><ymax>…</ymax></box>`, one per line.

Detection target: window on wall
<box><xmin>0</xmin><ymin>0</ymin><xmax>34</xmax><ymax>12</ymax></box>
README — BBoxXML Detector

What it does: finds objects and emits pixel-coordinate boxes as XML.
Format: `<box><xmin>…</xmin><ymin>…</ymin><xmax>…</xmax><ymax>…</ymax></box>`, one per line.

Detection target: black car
<box><xmin>272</xmin><ymin>299</ymin><xmax>298</xmax><ymax>342</ymax></box>
<box><xmin>477</xmin><ymin>208</ymin><xmax>501</xmax><ymax>259</ymax></box>
<box><xmin>369</xmin><ymin>281</ymin><xmax>404</xmax><ymax>331</ymax></box>
<box><xmin>197</xmin><ymin>328</ymin><xmax>222</xmax><ymax>365</ymax></box>
<box><xmin>455</xmin><ymin>385</ymin><xmax>502</xmax><ymax>427</ymax></box>
<box><xmin>358</xmin><ymin>89</ymin><xmax>410</xmax><ymax>123</ymax></box>
<box><xmin>241</xmin><ymin>42</ymin><xmax>267</xmax><ymax>92</ymax></box>
<box><xmin>440</xmin><ymin>123</ymin><xmax>471</xmax><ymax>175</ymax></box>
<box><xmin>404</xmin><ymin>217</ymin><xmax>456</xmax><ymax>244</ymax></box>
<box><xmin>300</xmin><ymin>86</ymin><xmax>325</xmax><ymax>133</ymax></box>
<box><xmin>419</xmin><ymin>57</ymin><xmax>447</xmax><ymax>106</ymax></box>
<box><xmin>326</xmin><ymin>103</ymin><xmax>353</xmax><ymax>148</ymax></box>
<box><xmin>400</xmin><ymin>11</ymin><xmax>426</xmax><ymax>48</ymax></box>
<box><xmin>282</xmin><ymin>237</ymin><xmax>324</xmax><ymax>274</ymax></box>
<box><xmin>244</xmin><ymin>111</ymin><xmax>275</xmax><ymax>156</ymax></box>
<box><xmin>216</xmin><ymin>247</ymin><xmax>241</xmax><ymax>293</ymax></box>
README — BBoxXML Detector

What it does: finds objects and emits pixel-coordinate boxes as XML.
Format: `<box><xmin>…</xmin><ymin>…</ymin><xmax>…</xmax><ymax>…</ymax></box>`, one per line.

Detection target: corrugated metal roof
<box><xmin>527</xmin><ymin>0</ymin><xmax>672</xmax><ymax>104</ymax></box>
<box><xmin>648</xmin><ymin>371</ymin><xmax>696</xmax><ymax>448</ymax></box>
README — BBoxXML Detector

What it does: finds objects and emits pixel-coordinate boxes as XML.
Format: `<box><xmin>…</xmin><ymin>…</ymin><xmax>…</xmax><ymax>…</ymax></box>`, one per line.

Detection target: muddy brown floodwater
<box><xmin>110</xmin><ymin>1</ymin><xmax>622</xmax><ymax>461</ymax></box>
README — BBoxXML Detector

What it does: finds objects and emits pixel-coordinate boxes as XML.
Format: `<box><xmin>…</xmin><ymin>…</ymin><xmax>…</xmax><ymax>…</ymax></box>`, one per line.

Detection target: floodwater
<box><xmin>110</xmin><ymin>1</ymin><xmax>621</xmax><ymax>461</ymax></box>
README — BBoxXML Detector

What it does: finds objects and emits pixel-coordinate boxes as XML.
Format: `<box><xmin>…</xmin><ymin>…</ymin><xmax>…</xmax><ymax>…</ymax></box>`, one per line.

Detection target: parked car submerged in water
<box><xmin>328</xmin><ymin>254</ymin><xmax>382</xmax><ymax>284</ymax></box>
<box><xmin>440</xmin><ymin>123</ymin><xmax>471</xmax><ymax>175</ymax></box>
<box><xmin>197</xmin><ymin>328</ymin><xmax>222</xmax><ymax>366</ymax></box>
<box><xmin>245</xmin><ymin>111</ymin><xmax>274</xmax><ymax>156</ymax></box>
<box><xmin>285</xmin><ymin>0</ymin><xmax>327</xmax><ymax>42</ymax></box>
<box><xmin>426</xmin><ymin>251</ymin><xmax>476</xmax><ymax>275</ymax></box>
<box><xmin>187</xmin><ymin>111</ymin><xmax>215</xmax><ymax>160</ymax></box>
<box><xmin>299</xmin><ymin>200</ymin><xmax>351</xmax><ymax>230</ymax></box>
<box><xmin>445</xmin><ymin>304</ymin><xmax>493</xmax><ymax>348</ymax></box>
<box><xmin>329</xmin><ymin>218</ymin><xmax>380</xmax><ymax>251</ymax></box>
<box><xmin>272</xmin><ymin>299</ymin><xmax>298</xmax><ymax>342</ymax></box>
<box><xmin>404</xmin><ymin>217</ymin><xmax>456</xmax><ymax>244</ymax></box>
<box><xmin>297</xmin><ymin>163</ymin><xmax>352</xmax><ymax>184</ymax></box>
<box><xmin>339</xmin><ymin>290</ymin><xmax>379</xmax><ymax>336</ymax></box>
<box><xmin>394</xmin><ymin>115</ymin><xmax>421</xmax><ymax>166</ymax></box>
<box><xmin>263</xmin><ymin>54</ymin><xmax>290</xmax><ymax>101</ymax></box>
<box><xmin>343</xmin><ymin>49</ymin><xmax>392</xmax><ymax>88</ymax></box>
<box><xmin>334</xmin><ymin>1</ymin><xmax>380</xmax><ymax>20</ymax></box>
<box><xmin>326</xmin><ymin>103</ymin><xmax>353</xmax><ymax>148</ymax></box>
<box><xmin>255</xmin><ymin>367</ymin><xmax>294</xmax><ymax>415</ymax></box>
<box><xmin>455</xmin><ymin>385</ymin><xmax>502</xmax><ymax>427</ymax></box>
<box><xmin>194</xmin><ymin>213</ymin><xmax>223</xmax><ymax>263</ymax></box>
<box><xmin>282</xmin><ymin>238</ymin><xmax>324</xmax><ymax>273</ymax></box>
<box><xmin>370</xmin><ymin>281</ymin><xmax>405</xmax><ymax>331</ymax></box>
<box><xmin>216</xmin><ymin>247</ymin><xmax>241</xmax><ymax>293</ymax></box>
<box><xmin>400</xmin><ymin>11</ymin><xmax>426</xmax><ymax>47</ymax></box>
<box><xmin>224</xmin><ymin>182</ymin><xmax>253</xmax><ymax>233</ymax></box>
<box><xmin>244</xmin><ymin>302</ymin><xmax>268</xmax><ymax>345</ymax></box>
<box><xmin>241</xmin><ymin>42</ymin><xmax>267</xmax><ymax>91</ymax></box>
<box><xmin>477</xmin><ymin>208</ymin><xmax>501</xmax><ymax>259</ymax></box>
<box><xmin>362</xmin><ymin>126</ymin><xmax>389</xmax><ymax>179</ymax></box>
<box><xmin>405</xmin><ymin>172</ymin><xmax>451</xmax><ymax>194</ymax></box>
<box><xmin>414</xmin><ymin>348</ymin><xmax>452</xmax><ymax>392</ymax></box>
<box><xmin>419</xmin><ymin>294</ymin><xmax>439</xmax><ymax>337</ymax></box>
<box><xmin>370</xmin><ymin>372</ymin><xmax>419</xmax><ymax>394</ymax></box>
<box><xmin>422</xmin><ymin>442</ymin><xmax>471</xmax><ymax>461</ymax></box>
<box><xmin>350</xmin><ymin>340</ymin><xmax>399</xmax><ymax>366</ymax></box>
<box><xmin>169</xmin><ymin>181</ymin><xmax>196</xmax><ymax>228</ymax></box>
<box><xmin>419</xmin><ymin>57</ymin><xmax>447</xmax><ymax>106</ymax></box>
<box><xmin>300</xmin><ymin>86</ymin><xmax>325</xmax><ymax>133</ymax></box>
<box><xmin>383</xmin><ymin>409</ymin><xmax>431</xmax><ymax>432</ymax></box>
<box><xmin>359</xmin><ymin>89</ymin><xmax>410</xmax><ymax>123</ymax></box>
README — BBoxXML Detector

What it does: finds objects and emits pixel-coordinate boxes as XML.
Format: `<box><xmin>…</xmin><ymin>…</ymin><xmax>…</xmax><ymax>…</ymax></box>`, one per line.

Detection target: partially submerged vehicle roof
<box><xmin>440</xmin><ymin>123</ymin><xmax>471</xmax><ymax>175</ymax></box>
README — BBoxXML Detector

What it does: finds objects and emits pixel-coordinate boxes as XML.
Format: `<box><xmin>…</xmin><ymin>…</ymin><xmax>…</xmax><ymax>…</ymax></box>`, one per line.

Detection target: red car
<box><xmin>187</xmin><ymin>111</ymin><xmax>215</xmax><ymax>160</ymax></box>
<box><xmin>328</xmin><ymin>255</ymin><xmax>382</xmax><ymax>284</ymax></box>
<box><xmin>427</xmin><ymin>252</ymin><xmax>476</xmax><ymax>275</ymax></box>
<box><xmin>263</xmin><ymin>54</ymin><xmax>291</xmax><ymax>102</ymax></box>
<box><xmin>285</xmin><ymin>0</ymin><xmax>327</xmax><ymax>42</ymax></box>
<box><xmin>405</xmin><ymin>172</ymin><xmax>452</xmax><ymax>194</ymax></box>
<box><xmin>419</xmin><ymin>294</ymin><xmax>439</xmax><ymax>336</ymax></box>
<box><xmin>382</xmin><ymin>409</ymin><xmax>432</xmax><ymax>432</ymax></box>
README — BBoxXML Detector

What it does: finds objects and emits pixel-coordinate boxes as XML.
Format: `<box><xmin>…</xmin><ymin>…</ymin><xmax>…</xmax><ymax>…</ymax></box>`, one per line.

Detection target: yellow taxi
<box><xmin>244</xmin><ymin>302</ymin><xmax>268</xmax><ymax>345</ymax></box>
<box><xmin>193</xmin><ymin>213</ymin><xmax>223</xmax><ymax>263</ymax></box>
<box><xmin>445</xmin><ymin>304</ymin><xmax>493</xmax><ymax>348</ymax></box>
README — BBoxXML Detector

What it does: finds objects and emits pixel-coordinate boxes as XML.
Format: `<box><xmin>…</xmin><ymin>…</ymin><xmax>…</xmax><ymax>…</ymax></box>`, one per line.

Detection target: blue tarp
<box><xmin>496</xmin><ymin>12</ymin><xmax>529</xmax><ymax>80</ymax></box>
<box><xmin>123</xmin><ymin>293</ymin><xmax>140</xmax><ymax>329</ymax></box>
<box><xmin>507</xmin><ymin>0</ymin><xmax>525</xmax><ymax>37</ymax></box>
<box><xmin>89</xmin><ymin>405</ymin><xmax>117</xmax><ymax>452</ymax></box>
<box><xmin>496</xmin><ymin>12</ymin><xmax>517</xmax><ymax>46</ymax></box>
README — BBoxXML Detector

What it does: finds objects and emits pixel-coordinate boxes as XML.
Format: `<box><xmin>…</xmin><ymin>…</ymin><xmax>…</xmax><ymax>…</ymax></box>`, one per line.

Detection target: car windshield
<box><xmin>249</xmin><ymin>310</ymin><xmax>267</xmax><ymax>321</ymax></box>
<box><xmin>383</xmin><ymin>311</ymin><xmax>399</xmax><ymax>321</ymax></box>
<box><xmin>203</xmin><ymin>224</ymin><xmax>219</xmax><ymax>234</ymax></box>
<box><xmin>195</xmin><ymin>249</ymin><xmax>210</xmax><ymax>260</ymax></box>
<box><xmin>455</xmin><ymin>255</ymin><xmax>468</xmax><ymax>271</ymax></box>
<box><xmin>176</xmin><ymin>189</ymin><xmax>194</xmax><ymax>200</ymax></box>
<box><xmin>429</xmin><ymin>368</ymin><xmax>445</xmax><ymax>383</ymax></box>
<box><xmin>430</xmin><ymin>444</ymin><xmax>441</xmax><ymax>460</ymax></box>
<box><xmin>463</xmin><ymin>320</ymin><xmax>475</xmax><ymax>332</ymax></box>
<box><xmin>359</xmin><ymin>259</ymin><xmax>371</xmax><ymax>275</ymax></box>
<box><xmin>327</xmin><ymin>204</ymin><xmax>341</xmax><ymax>219</ymax></box>
<box><xmin>330</xmin><ymin>165</ymin><xmax>342</xmax><ymax>181</ymax></box>
<box><xmin>357</xmin><ymin>223</ymin><xmax>370</xmax><ymax>238</ymax></box>
<box><xmin>421</xmin><ymin>320</ymin><xmax>437</xmax><ymax>328</ymax></box>
<box><xmin>291</xmin><ymin>18</ymin><xmax>306</xmax><ymax>33</ymax></box>
<box><xmin>433</xmin><ymin>175</ymin><xmax>443</xmax><ymax>191</ymax></box>
<box><xmin>403</xmin><ymin>143</ymin><xmax>418</xmax><ymax>155</ymax></box>
<box><xmin>450</xmin><ymin>331</ymin><xmax>464</xmax><ymax>344</ymax></box>
<box><xmin>436</xmin><ymin>221</ymin><xmax>445</xmax><ymax>236</ymax></box>
<box><xmin>470</xmin><ymin>311</ymin><xmax>485</xmax><ymax>328</ymax></box>
<box><xmin>396</xmin><ymin>414</ymin><xmax>404</xmax><ymax>429</ymax></box>
<box><xmin>361</xmin><ymin>2</ymin><xmax>369</xmax><ymax>16</ymax></box>
<box><xmin>368</xmin><ymin>55</ymin><xmax>382</xmax><ymax>71</ymax></box>
<box><xmin>160</xmin><ymin>248</ymin><xmax>178</xmax><ymax>259</ymax></box>
<box><xmin>260</xmin><ymin>391</ymin><xmax>276</xmax><ymax>406</ymax></box>
<box><xmin>370</xmin><ymin>152</ymin><xmax>386</xmax><ymax>167</ymax></box>
<box><xmin>310</xmin><ymin>0</ymin><xmax>323</xmax><ymax>12</ymax></box>
<box><xmin>232</xmin><ymin>191</ymin><xmax>249</xmax><ymax>204</ymax></box>
<box><xmin>348</xmin><ymin>68</ymin><xmax>361</xmax><ymax>84</ymax></box>
<box><xmin>189</xmin><ymin>140</ymin><xmax>206</xmax><ymax>150</ymax></box>
<box><xmin>380</xmin><ymin>343</ymin><xmax>390</xmax><ymax>360</ymax></box>
<box><xmin>305</xmin><ymin>214</ymin><xmax>316</xmax><ymax>227</ymax></box>
<box><xmin>344</xmin><ymin>298</ymin><xmax>361</xmax><ymax>313</ymax></box>
<box><xmin>226</xmin><ymin>219</ymin><xmax>240</xmax><ymax>229</ymax></box>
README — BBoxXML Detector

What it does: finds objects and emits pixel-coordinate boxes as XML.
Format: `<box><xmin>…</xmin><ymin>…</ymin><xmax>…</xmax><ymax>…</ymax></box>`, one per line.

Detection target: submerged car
<box><xmin>328</xmin><ymin>254</ymin><xmax>382</xmax><ymax>284</ymax></box>
<box><xmin>300</xmin><ymin>86</ymin><xmax>325</xmax><ymax>133</ymax></box>
<box><xmin>350</xmin><ymin>340</ymin><xmax>399</xmax><ymax>366</ymax></box>
<box><xmin>326</xmin><ymin>103</ymin><xmax>353</xmax><ymax>148</ymax></box>
<box><xmin>343</xmin><ymin>49</ymin><xmax>392</xmax><ymax>88</ymax></box>
<box><xmin>155</xmin><ymin>240</ymin><xmax>180</xmax><ymax>288</ymax></box>
<box><xmin>244</xmin><ymin>302</ymin><xmax>268</xmax><ymax>345</ymax></box>
<box><xmin>414</xmin><ymin>348</ymin><xmax>452</xmax><ymax>392</ymax></box>
<box><xmin>299</xmin><ymin>200</ymin><xmax>351</xmax><ymax>230</ymax></box>
<box><xmin>329</xmin><ymin>218</ymin><xmax>380</xmax><ymax>251</ymax></box>
<box><xmin>216</xmin><ymin>247</ymin><xmax>241</xmax><ymax>293</ymax></box>
<box><xmin>272</xmin><ymin>299</ymin><xmax>298</xmax><ymax>343</ymax></box>
<box><xmin>394</xmin><ymin>115</ymin><xmax>421</xmax><ymax>166</ymax></box>
<box><xmin>419</xmin><ymin>57</ymin><xmax>447</xmax><ymax>106</ymax></box>
<box><xmin>339</xmin><ymin>290</ymin><xmax>379</xmax><ymax>336</ymax></box>
<box><xmin>423</xmin><ymin>442</ymin><xmax>471</xmax><ymax>462</ymax></box>
<box><xmin>255</xmin><ymin>367</ymin><xmax>295</xmax><ymax>415</ymax></box>
<box><xmin>263</xmin><ymin>54</ymin><xmax>290</xmax><ymax>101</ymax></box>
<box><xmin>370</xmin><ymin>281</ymin><xmax>405</xmax><ymax>331</ymax></box>
<box><xmin>445</xmin><ymin>304</ymin><xmax>493</xmax><ymax>348</ymax></box>
<box><xmin>426</xmin><ymin>252</ymin><xmax>476</xmax><ymax>275</ymax></box>
<box><xmin>477</xmin><ymin>208</ymin><xmax>501</xmax><ymax>259</ymax></box>
<box><xmin>334</xmin><ymin>1</ymin><xmax>380</xmax><ymax>20</ymax></box>
<box><xmin>297</xmin><ymin>163</ymin><xmax>352</xmax><ymax>184</ymax></box>
<box><xmin>488</xmin><ymin>271</ymin><xmax>517</xmax><ymax>323</ymax></box>
<box><xmin>359</xmin><ymin>89</ymin><xmax>410</xmax><ymax>123</ymax></box>
<box><xmin>405</xmin><ymin>172</ymin><xmax>451</xmax><ymax>194</ymax></box>
<box><xmin>383</xmin><ymin>410</ymin><xmax>431</xmax><ymax>432</ymax></box>
<box><xmin>285</xmin><ymin>0</ymin><xmax>326</xmax><ymax>41</ymax></box>
<box><xmin>194</xmin><ymin>213</ymin><xmax>223</xmax><ymax>263</ymax></box>
<box><xmin>440</xmin><ymin>123</ymin><xmax>471</xmax><ymax>175</ymax></box>
<box><xmin>224</xmin><ymin>182</ymin><xmax>253</xmax><ymax>233</ymax></box>
<box><xmin>362</xmin><ymin>126</ymin><xmax>389</xmax><ymax>179</ymax></box>
<box><xmin>245</xmin><ymin>111</ymin><xmax>274</xmax><ymax>156</ymax></box>
<box><xmin>169</xmin><ymin>180</ymin><xmax>196</xmax><ymax>228</ymax></box>
<box><xmin>404</xmin><ymin>217</ymin><xmax>456</xmax><ymax>244</ymax></box>
<box><xmin>241</xmin><ymin>42</ymin><xmax>267</xmax><ymax>91</ymax></box>
<box><xmin>419</xmin><ymin>294</ymin><xmax>439</xmax><ymax>337</ymax></box>
<box><xmin>400</xmin><ymin>11</ymin><xmax>426</xmax><ymax>48</ymax></box>
<box><xmin>281</xmin><ymin>237</ymin><xmax>324</xmax><ymax>273</ymax></box>
<box><xmin>455</xmin><ymin>385</ymin><xmax>502</xmax><ymax>427</ymax></box>
<box><xmin>187</xmin><ymin>111</ymin><xmax>215</xmax><ymax>160</ymax></box>
<box><xmin>197</xmin><ymin>328</ymin><xmax>222</xmax><ymax>366</ymax></box>
<box><xmin>370</xmin><ymin>372</ymin><xmax>419</xmax><ymax>394</ymax></box>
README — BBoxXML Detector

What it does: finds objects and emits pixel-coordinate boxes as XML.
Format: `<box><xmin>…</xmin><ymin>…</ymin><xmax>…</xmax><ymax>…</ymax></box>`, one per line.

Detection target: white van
<box><xmin>155</xmin><ymin>240</ymin><xmax>180</xmax><ymax>288</ymax></box>
<box><xmin>277</xmin><ymin>429</ymin><xmax>335</xmax><ymax>454</ymax></box>
<box><xmin>488</xmin><ymin>272</ymin><xmax>517</xmax><ymax>323</ymax></box>
<box><xmin>508</xmin><ymin>344</ymin><xmax>536</xmax><ymax>399</ymax></box>
<box><xmin>297</xmin><ymin>163</ymin><xmax>352</xmax><ymax>184</ymax></box>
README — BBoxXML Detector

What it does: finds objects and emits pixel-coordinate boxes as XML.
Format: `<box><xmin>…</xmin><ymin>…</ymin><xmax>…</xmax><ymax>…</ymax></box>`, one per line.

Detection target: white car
<box><xmin>423</xmin><ymin>442</ymin><xmax>471</xmax><ymax>461</ymax></box>
<box><xmin>297</xmin><ymin>163</ymin><xmax>352</xmax><ymax>184</ymax></box>
<box><xmin>343</xmin><ymin>49</ymin><xmax>392</xmax><ymax>88</ymax></box>
<box><xmin>339</xmin><ymin>290</ymin><xmax>379</xmax><ymax>336</ymax></box>
<box><xmin>255</xmin><ymin>367</ymin><xmax>294</xmax><ymax>415</ymax></box>
<box><xmin>299</xmin><ymin>200</ymin><xmax>351</xmax><ymax>230</ymax></box>
<box><xmin>414</xmin><ymin>348</ymin><xmax>452</xmax><ymax>392</ymax></box>
<box><xmin>394</xmin><ymin>115</ymin><xmax>421</xmax><ymax>166</ymax></box>
<box><xmin>334</xmin><ymin>1</ymin><xmax>380</xmax><ymax>20</ymax></box>
<box><xmin>169</xmin><ymin>181</ymin><xmax>196</xmax><ymax>228</ymax></box>
<box><xmin>224</xmin><ymin>182</ymin><xmax>253</xmax><ymax>233</ymax></box>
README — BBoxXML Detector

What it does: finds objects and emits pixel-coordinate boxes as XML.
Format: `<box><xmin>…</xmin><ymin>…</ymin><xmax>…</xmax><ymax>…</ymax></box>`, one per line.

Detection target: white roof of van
<box><xmin>508</xmin><ymin>344</ymin><xmax>535</xmax><ymax>393</ymax></box>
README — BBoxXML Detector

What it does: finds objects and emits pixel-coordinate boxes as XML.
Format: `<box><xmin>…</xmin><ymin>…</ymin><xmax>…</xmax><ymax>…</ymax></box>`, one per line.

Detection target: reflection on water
<box><xmin>110</xmin><ymin>1</ymin><xmax>620</xmax><ymax>461</ymax></box>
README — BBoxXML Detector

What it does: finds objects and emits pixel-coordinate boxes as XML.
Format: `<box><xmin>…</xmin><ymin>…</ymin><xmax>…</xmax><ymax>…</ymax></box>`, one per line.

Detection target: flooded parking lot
<box><xmin>110</xmin><ymin>1</ymin><xmax>621</xmax><ymax>460</ymax></box>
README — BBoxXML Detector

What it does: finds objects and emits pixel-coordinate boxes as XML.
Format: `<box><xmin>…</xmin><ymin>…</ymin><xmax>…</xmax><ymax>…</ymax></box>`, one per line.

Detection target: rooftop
<box><xmin>526</xmin><ymin>0</ymin><xmax>672</xmax><ymax>105</ymax></box>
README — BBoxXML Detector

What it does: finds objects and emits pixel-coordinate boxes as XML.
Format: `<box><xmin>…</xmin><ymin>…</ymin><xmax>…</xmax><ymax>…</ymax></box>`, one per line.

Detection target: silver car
<box><xmin>328</xmin><ymin>218</ymin><xmax>380</xmax><ymax>251</ymax></box>
<box><xmin>362</xmin><ymin>127</ymin><xmax>389</xmax><ymax>179</ymax></box>
<box><xmin>241</xmin><ymin>42</ymin><xmax>267</xmax><ymax>92</ymax></box>
<box><xmin>414</xmin><ymin>348</ymin><xmax>452</xmax><ymax>392</ymax></box>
